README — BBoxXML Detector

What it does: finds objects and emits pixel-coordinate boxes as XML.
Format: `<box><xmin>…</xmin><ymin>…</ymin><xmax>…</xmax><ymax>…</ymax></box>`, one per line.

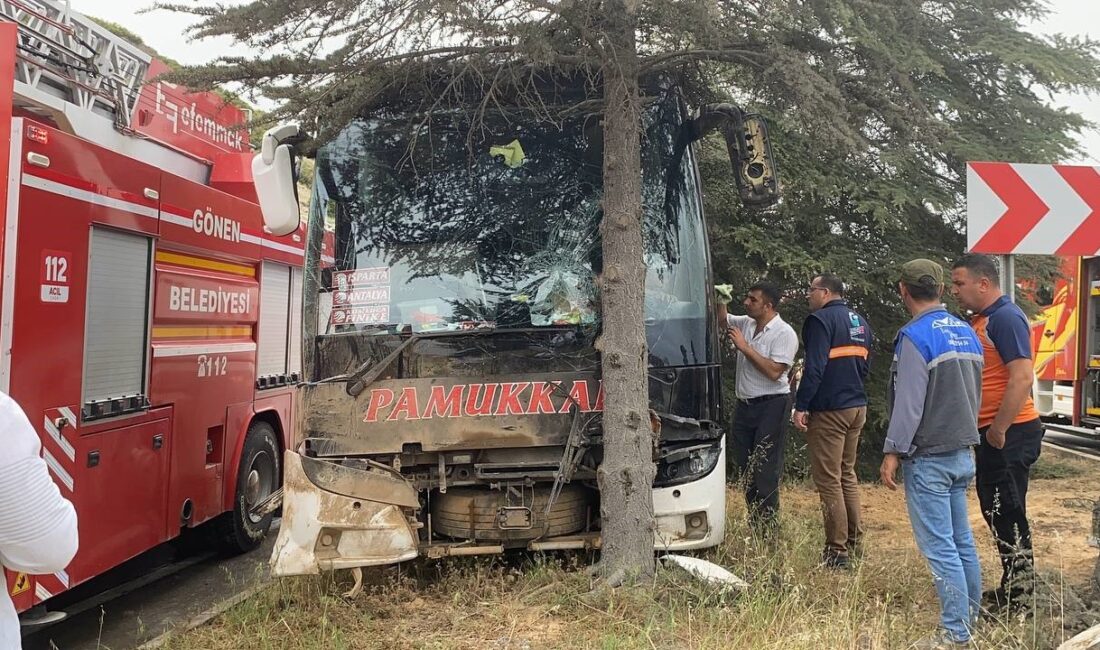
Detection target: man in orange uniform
<box><xmin>951</xmin><ymin>254</ymin><xmax>1043</xmax><ymax>613</ymax></box>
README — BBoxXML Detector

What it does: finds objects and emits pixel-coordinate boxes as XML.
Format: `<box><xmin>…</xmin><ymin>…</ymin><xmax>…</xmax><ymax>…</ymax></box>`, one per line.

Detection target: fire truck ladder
<box><xmin>0</xmin><ymin>0</ymin><xmax>150</xmax><ymax>129</ymax></box>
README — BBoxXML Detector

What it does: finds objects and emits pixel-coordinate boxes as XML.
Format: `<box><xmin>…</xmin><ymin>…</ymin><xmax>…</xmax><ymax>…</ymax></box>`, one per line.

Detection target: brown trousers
<box><xmin>806</xmin><ymin>406</ymin><xmax>866</xmax><ymax>557</ymax></box>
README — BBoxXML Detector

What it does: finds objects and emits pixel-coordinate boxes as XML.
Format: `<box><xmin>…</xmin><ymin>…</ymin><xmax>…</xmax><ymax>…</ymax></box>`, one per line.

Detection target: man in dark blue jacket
<box><xmin>793</xmin><ymin>273</ymin><xmax>873</xmax><ymax>569</ymax></box>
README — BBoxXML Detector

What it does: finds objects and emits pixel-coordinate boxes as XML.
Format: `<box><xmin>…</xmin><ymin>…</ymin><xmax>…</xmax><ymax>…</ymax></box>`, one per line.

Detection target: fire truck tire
<box><xmin>217</xmin><ymin>420</ymin><xmax>281</xmax><ymax>554</ymax></box>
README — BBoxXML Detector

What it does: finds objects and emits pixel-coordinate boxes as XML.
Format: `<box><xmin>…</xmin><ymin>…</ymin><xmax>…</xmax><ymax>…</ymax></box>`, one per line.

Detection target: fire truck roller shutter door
<box><xmin>258</xmin><ymin>262</ymin><xmax>291</xmax><ymax>384</ymax></box>
<box><xmin>83</xmin><ymin>228</ymin><xmax>151</xmax><ymax>415</ymax></box>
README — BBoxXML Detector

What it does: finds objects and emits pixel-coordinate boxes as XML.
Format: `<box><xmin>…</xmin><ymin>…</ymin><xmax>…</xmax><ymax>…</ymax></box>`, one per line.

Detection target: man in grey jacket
<box><xmin>880</xmin><ymin>260</ymin><xmax>984</xmax><ymax>649</ymax></box>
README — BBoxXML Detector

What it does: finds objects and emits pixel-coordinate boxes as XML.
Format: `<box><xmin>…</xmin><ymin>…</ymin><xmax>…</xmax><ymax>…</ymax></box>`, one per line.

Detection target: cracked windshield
<box><xmin>308</xmin><ymin>92</ymin><xmax>709</xmax><ymax>364</ymax></box>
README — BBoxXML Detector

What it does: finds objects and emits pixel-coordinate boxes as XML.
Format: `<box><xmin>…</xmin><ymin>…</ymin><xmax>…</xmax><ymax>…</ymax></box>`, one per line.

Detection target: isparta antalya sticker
<box><xmin>333</xmin><ymin>268</ymin><xmax>390</xmax><ymax>291</ymax></box>
<box><xmin>333</xmin><ymin>285</ymin><xmax>390</xmax><ymax>307</ymax></box>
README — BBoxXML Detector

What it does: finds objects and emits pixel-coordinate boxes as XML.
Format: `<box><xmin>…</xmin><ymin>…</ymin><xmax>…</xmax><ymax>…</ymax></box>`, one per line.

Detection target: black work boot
<box><xmin>820</xmin><ymin>550</ymin><xmax>851</xmax><ymax>571</ymax></box>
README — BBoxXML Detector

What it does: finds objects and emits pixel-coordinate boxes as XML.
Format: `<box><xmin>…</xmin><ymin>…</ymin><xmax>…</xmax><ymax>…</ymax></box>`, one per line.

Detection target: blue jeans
<box><xmin>903</xmin><ymin>448</ymin><xmax>982</xmax><ymax>643</ymax></box>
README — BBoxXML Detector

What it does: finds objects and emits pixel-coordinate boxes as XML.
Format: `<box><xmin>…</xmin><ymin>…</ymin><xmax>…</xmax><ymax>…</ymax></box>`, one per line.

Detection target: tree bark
<box><xmin>594</xmin><ymin>0</ymin><xmax>656</xmax><ymax>586</ymax></box>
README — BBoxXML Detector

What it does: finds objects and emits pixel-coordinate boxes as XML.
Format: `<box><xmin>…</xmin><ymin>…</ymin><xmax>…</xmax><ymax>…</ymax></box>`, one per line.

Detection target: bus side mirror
<box><xmin>253</xmin><ymin>123</ymin><xmax>303</xmax><ymax>236</ymax></box>
<box><xmin>693</xmin><ymin>105</ymin><xmax>780</xmax><ymax>208</ymax></box>
<box><xmin>730</xmin><ymin>115</ymin><xmax>779</xmax><ymax>207</ymax></box>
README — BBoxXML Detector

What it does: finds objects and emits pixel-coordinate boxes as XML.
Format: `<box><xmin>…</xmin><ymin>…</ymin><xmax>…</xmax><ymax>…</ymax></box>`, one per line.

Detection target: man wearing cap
<box><xmin>882</xmin><ymin>260</ymin><xmax>984</xmax><ymax>648</ymax></box>
<box><xmin>715</xmin><ymin>282</ymin><xmax>799</xmax><ymax>530</ymax></box>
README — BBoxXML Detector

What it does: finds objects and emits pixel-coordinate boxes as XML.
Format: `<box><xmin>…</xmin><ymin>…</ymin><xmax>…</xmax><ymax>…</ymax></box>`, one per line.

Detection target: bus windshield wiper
<box><xmin>330</xmin><ymin>326</ymin><xmax>582</xmax><ymax>398</ymax></box>
<box><xmin>343</xmin><ymin>333</ymin><xmax>421</xmax><ymax>397</ymax></box>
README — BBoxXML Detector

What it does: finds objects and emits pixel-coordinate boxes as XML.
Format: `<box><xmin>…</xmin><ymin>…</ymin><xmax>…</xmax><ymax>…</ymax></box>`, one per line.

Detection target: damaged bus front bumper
<box><xmin>271</xmin><ymin>438</ymin><xmax>726</xmax><ymax>576</ymax></box>
<box><xmin>270</xmin><ymin>451</ymin><xmax>421</xmax><ymax>576</ymax></box>
<box><xmin>653</xmin><ymin>439</ymin><xmax>726</xmax><ymax>550</ymax></box>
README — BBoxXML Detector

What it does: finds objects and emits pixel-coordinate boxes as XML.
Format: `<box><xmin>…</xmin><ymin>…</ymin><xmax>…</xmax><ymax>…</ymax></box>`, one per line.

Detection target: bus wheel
<box><xmin>218</xmin><ymin>420</ymin><xmax>280</xmax><ymax>554</ymax></box>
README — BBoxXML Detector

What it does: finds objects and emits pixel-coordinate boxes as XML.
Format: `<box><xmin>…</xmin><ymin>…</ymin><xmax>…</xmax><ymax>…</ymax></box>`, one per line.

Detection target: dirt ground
<box><xmin>787</xmin><ymin>453</ymin><xmax>1098</xmax><ymax>595</ymax></box>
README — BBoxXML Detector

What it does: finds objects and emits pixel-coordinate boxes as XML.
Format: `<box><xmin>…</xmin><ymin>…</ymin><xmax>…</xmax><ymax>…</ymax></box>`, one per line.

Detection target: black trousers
<box><xmin>728</xmin><ymin>393</ymin><xmax>790</xmax><ymax>525</ymax></box>
<box><xmin>976</xmin><ymin>418</ymin><xmax>1044</xmax><ymax>592</ymax></box>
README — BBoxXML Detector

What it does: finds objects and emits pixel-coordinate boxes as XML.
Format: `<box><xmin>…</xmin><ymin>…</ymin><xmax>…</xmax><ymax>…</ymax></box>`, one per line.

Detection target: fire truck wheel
<box><xmin>218</xmin><ymin>420</ymin><xmax>281</xmax><ymax>554</ymax></box>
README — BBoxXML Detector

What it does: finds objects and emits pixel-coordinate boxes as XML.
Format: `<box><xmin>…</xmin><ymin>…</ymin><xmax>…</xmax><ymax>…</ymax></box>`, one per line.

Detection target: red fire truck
<box><xmin>1031</xmin><ymin>255</ymin><xmax>1100</xmax><ymax>432</ymax></box>
<box><xmin>1030</xmin><ymin>256</ymin><xmax>1080</xmax><ymax>420</ymax></box>
<box><xmin>0</xmin><ymin>1</ymin><xmax>309</xmax><ymax>616</ymax></box>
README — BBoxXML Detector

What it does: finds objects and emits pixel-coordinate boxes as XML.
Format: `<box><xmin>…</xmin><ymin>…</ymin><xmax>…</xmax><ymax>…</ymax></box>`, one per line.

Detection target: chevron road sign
<box><xmin>967</xmin><ymin>162</ymin><xmax>1100</xmax><ymax>256</ymax></box>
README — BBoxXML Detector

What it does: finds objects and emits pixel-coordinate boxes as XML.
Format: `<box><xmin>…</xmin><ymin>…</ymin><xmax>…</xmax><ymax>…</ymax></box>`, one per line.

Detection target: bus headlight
<box><xmin>654</xmin><ymin>440</ymin><xmax>722</xmax><ymax>487</ymax></box>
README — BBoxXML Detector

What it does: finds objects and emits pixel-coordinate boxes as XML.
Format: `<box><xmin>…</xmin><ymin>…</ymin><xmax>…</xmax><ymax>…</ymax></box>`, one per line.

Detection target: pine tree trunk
<box><xmin>594</xmin><ymin>0</ymin><xmax>656</xmax><ymax>586</ymax></box>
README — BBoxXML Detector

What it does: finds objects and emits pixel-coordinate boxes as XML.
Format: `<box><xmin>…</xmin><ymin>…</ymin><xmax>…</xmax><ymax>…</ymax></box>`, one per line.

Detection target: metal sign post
<box><xmin>1000</xmin><ymin>254</ymin><xmax>1015</xmax><ymax>303</ymax></box>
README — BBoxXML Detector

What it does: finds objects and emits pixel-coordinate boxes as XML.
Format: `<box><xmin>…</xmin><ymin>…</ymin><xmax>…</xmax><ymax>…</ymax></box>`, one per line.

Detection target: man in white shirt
<box><xmin>0</xmin><ymin>391</ymin><xmax>78</xmax><ymax>648</ymax></box>
<box><xmin>716</xmin><ymin>282</ymin><xmax>800</xmax><ymax>530</ymax></box>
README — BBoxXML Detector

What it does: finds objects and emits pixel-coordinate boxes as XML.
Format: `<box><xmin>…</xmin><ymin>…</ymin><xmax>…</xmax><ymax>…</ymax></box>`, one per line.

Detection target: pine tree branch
<box><xmin>639</xmin><ymin>47</ymin><xmax>769</xmax><ymax>73</ymax></box>
<box><xmin>523</xmin><ymin>0</ymin><xmax>606</xmax><ymax>56</ymax></box>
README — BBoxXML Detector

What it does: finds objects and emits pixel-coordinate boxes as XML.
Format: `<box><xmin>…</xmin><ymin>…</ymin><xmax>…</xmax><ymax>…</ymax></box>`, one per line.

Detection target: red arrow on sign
<box><xmin>970</xmin><ymin>162</ymin><xmax>1050</xmax><ymax>253</ymax></box>
<box><xmin>967</xmin><ymin>162</ymin><xmax>1100</xmax><ymax>256</ymax></box>
<box><xmin>1055</xmin><ymin>166</ymin><xmax>1100</xmax><ymax>255</ymax></box>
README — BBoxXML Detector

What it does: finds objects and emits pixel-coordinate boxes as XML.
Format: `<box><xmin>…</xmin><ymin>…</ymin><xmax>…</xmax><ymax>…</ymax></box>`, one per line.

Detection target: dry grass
<box><xmin>159</xmin><ymin>454</ymin><xmax>1099</xmax><ymax>650</ymax></box>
